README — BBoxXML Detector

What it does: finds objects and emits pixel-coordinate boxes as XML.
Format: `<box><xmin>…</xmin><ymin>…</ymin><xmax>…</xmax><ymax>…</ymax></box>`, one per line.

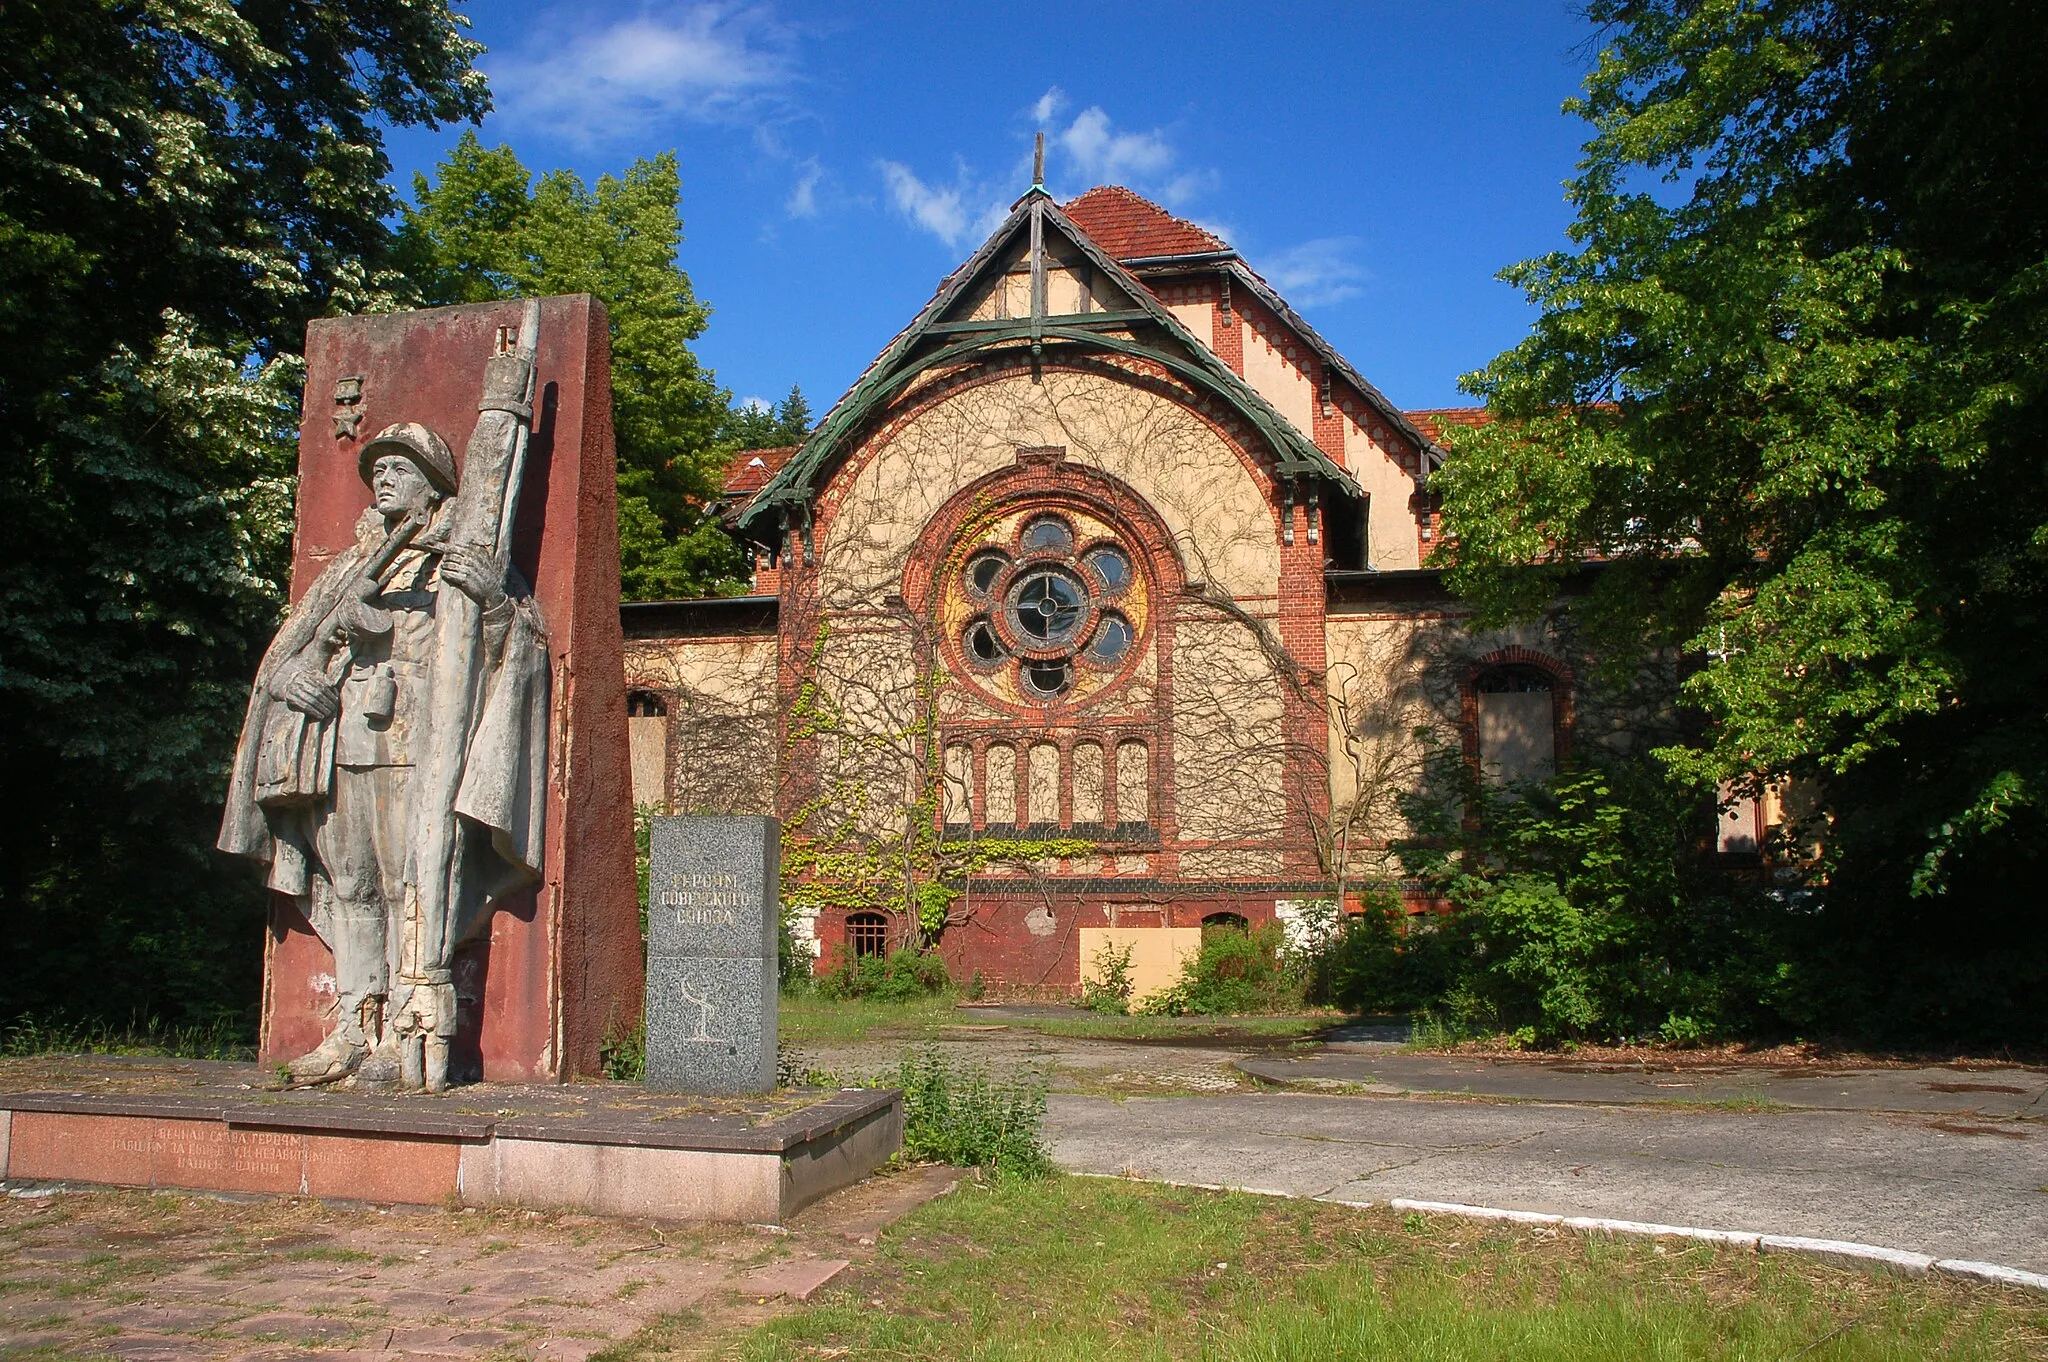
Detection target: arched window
<box><xmin>1201</xmin><ymin>911</ymin><xmax>1249</xmax><ymax>939</ymax></box>
<box><xmin>846</xmin><ymin>912</ymin><xmax>889</xmax><ymax>958</ymax></box>
<box><xmin>1474</xmin><ymin>665</ymin><xmax>1556</xmax><ymax>785</ymax></box>
<box><xmin>625</xmin><ymin>690</ymin><xmax>670</xmax><ymax>807</ymax></box>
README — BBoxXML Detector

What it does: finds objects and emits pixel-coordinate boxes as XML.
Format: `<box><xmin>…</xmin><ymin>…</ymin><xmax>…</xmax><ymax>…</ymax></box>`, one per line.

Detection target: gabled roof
<box><xmin>735</xmin><ymin>186</ymin><xmax>1361</xmax><ymax>542</ymax></box>
<box><xmin>1405</xmin><ymin>408</ymin><xmax>1491</xmax><ymax>440</ymax></box>
<box><xmin>1059</xmin><ymin>188</ymin><xmax>1450</xmax><ymax>478</ymax></box>
<box><xmin>1064</xmin><ymin>186</ymin><xmax>1228</xmax><ymax>260</ymax></box>
<box><xmin>722</xmin><ymin>444</ymin><xmax>797</xmax><ymax>499</ymax></box>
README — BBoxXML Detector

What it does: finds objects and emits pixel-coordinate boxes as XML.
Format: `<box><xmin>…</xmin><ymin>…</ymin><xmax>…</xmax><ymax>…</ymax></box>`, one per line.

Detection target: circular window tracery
<box><xmin>948</xmin><ymin>510</ymin><xmax>1142</xmax><ymax>702</ymax></box>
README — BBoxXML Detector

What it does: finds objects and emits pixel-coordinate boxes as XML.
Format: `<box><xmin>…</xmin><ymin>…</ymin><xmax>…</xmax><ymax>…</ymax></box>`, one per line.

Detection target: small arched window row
<box><xmin>937</xmin><ymin>737</ymin><xmax>1152</xmax><ymax>835</ymax></box>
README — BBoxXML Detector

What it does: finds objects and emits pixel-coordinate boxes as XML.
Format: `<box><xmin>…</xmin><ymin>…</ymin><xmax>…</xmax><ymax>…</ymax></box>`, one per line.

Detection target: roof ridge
<box><xmin>1062</xmin><ymin>185</ymin><xmax>1230</xmax><ymax>259</ymax></box>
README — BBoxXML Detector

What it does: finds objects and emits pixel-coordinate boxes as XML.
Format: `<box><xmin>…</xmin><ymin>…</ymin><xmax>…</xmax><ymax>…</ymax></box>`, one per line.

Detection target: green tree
<box><xmin>395</xmin><ymin>133</ymin><xmax>749</xmax><ymax>600</ymax></box>
<box><xmin>0</xmin><ymin>1</ymin><xmax>487</xmax><ymax>1027</ymax></box>
<box><xmin>1434</xmin><ymin>0</ymin><xmax>2048</xmax><ymax>1041</ymax></box>
<box><xmin>722</xmin><ymin>384</ymin><xmax>813</xmax><ymax>451</ymax></box>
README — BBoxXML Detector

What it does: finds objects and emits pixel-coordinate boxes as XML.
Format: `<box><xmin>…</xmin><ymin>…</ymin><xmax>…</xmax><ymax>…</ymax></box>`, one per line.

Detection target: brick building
<box><xmin>620</xmin><ymin>184</ymin><xmax>1630</xmax><ymax>997</ymax></box>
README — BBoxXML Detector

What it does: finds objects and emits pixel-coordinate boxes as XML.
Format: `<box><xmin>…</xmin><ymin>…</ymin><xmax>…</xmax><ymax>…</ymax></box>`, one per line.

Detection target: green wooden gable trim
<box><xmin>735</xmin><ymin>190</ymin><xmax>1360</xmax><ymax>543</ymax></box>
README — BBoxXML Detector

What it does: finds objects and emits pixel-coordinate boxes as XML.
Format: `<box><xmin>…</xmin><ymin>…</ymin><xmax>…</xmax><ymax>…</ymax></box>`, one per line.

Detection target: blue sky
<box><xmin>384</xmin><ymin>2</ymin><xmax>1602</xmax><ymax>413</ymax></box>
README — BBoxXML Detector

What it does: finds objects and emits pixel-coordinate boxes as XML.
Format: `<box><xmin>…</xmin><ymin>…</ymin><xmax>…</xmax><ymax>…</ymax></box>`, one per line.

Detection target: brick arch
<box><xmin>810</xmin><ymin>350</ymin><xmax>1292</xmax><ymax>558</ymax></box>
<box><xmin>900</xmin><ymin>455</ymin><xmax>1186</xmax><ymax>611</ymax></box>
<box><xmin>1459</xmin><ymin>646</ymin><xmax>1575</xmax><ymax>773</ymax></box>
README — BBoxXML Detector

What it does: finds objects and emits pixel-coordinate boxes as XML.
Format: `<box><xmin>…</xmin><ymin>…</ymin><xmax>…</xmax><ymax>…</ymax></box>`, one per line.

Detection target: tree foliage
<box><xmin>395</xmin><ymin>132</ymin><xmax>750</xmax><ymax>600</ymax></box>
<box><xmin>722</xmin><ymin>384</ymin><xmax>813</xmax><ymax>451</ymax></box>
<box><xmin>0</xmin><ymin>1</ymin><xmax>486</xmax><ymax>1027</ymax></box>
<box><xmin>1433</xmin><ymin>0</ymin><xmax>2048</xmax><ymax>1038</ymax></box>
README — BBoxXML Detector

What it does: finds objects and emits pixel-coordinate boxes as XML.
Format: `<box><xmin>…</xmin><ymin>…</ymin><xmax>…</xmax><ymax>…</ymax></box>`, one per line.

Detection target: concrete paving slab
<box><xmin>1238</xmin><ymin>1049</ymin><xmax>2048</xmax><ymax>1116</ymax></box>
<box><xmin>1048</xmin><ymin>1091</ymin><xmax>2048</xmax><ymax>1272</ymax></box>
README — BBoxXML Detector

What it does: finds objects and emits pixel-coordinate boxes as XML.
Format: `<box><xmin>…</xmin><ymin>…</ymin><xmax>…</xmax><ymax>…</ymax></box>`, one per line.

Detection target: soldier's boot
<box><xmin>285</xmin><ymin>1027</ymin><xmax>368</xmax><ymax>1087</ymax></box>
<box><xmin>356</xmin><ymin>1027</ymin><xmax>405</xmax><ymax>1087</ymax></box>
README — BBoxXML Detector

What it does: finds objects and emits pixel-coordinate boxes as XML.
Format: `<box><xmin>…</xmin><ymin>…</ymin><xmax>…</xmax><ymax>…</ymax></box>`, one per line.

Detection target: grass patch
<box><xmin>779</xmin><ymin>993</ymin><xmax>965</xmax><ymax>1045</ymax></box>
<box><xmin>0</xmin><ymin>1011</ymin><xmax>254</xmax><ymax>1061</ymax></box>
<box><xmin>735</xmin><ymin>1175</ymin><xmax>2046</xmax><ymax>1360</ymax></box>
<box><xmin>778</xmin><ymin>994</ymin><xmax>1340</xmax><ymax>1047</ymax></box>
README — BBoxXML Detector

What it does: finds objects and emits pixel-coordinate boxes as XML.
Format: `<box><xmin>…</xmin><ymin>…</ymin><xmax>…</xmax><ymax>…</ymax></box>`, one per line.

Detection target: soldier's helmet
<box><xmin>360</xmin><ymin>422</ymin><xmax>458</xmax><ymax>495</ymax></box>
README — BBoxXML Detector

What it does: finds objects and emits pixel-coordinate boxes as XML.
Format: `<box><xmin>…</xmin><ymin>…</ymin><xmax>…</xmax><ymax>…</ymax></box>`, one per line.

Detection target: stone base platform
<box><xmin>0</xmin><ymin>1058</ymin><xmax>901</xmax><ymax>1224</ymax></box>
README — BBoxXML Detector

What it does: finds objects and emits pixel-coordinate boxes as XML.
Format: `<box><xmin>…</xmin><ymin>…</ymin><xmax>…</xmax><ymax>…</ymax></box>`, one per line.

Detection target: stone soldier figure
<box><xmin>220</xmin><ymin>409</ymin><xmax>550</xmax><ymax>1088</ymax></box>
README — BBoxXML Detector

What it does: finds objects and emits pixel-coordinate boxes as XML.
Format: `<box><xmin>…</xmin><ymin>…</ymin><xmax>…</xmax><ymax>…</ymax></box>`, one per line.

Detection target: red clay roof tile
<box><xmin>1405</xmin><ymin>408</ymin><xmax>1492</xmax><ymax>439</ymax></box>
<box><xmin>722</xmin><ymin>444</ymin><xmax>798</xmax><ymax>497</ymax></box>
<box><xmin>1062</xmin><ymin>186</ymin><xmax>1230</xmax><ymax>260</ymax></box>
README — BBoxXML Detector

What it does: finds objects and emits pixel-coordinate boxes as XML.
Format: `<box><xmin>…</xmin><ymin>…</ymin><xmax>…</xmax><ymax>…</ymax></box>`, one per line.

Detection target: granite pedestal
<box><xmin>645</xmin><ymin>816</ymin><xmax>781</xmax><ymax>1095</ymax></box>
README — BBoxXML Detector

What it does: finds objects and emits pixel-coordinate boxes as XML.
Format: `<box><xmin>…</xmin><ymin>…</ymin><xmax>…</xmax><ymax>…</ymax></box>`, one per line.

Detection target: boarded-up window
<box><xmin>1071</xmin><ymin>742</ymin><xmax>1104</xmax><ymax>824</ymax></box>
<box><xmin>985</xmin><ymin>746</ymin><xmax>1018</xmax><ymax>826</ymax></box>
<box><xmin>1028</xmin><ymin>743</ymin><xmax>1061</xmax><ymax>825</ymax></box>
<box><xmin>1717</xmin><ymin>783</ymin><xmax>1761</xmax><ymax>854</ymax></box>
<box><xmin>1476</xmin><ymin>667</ymin><xmax>1555</xmax><ymax>785</ymax></box>
<box><xmin>626</xmin><ymin>691</ymin><xmax>669</xmax><ymax>808</ymax></box>
<box><xmin>943</xmin><ymin>744</ymin><xmax>972</xmax><ymax>826</ymax></box>
<box><xmin>1116</xmin><ymin>740</ymin><xmax>1150</xmax><ymax>824</ymax></box>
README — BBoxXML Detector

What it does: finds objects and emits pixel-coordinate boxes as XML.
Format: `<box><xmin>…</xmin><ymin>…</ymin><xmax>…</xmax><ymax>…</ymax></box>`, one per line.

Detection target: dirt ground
<box><xmin>0</xmin><ymin>1164</ymin><xmax>959</xmax><ymax>1361</ymax></box>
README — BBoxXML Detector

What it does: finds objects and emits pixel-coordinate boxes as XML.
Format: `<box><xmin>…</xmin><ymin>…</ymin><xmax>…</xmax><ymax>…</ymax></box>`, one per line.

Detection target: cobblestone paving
<box><xmin>0</xmin><ymin>1166</ymin><xmax>957</xmax><ymax>1360</ymax></box>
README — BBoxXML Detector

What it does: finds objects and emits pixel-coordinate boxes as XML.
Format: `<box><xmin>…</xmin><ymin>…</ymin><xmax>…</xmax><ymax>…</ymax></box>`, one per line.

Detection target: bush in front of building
<box><xmin>1079</xmin><ymin>939</ymin><xmax>1136</xmax><ymax>1015</ymax></box>
<box><xmin>1145</xmin><ymin>922</ymin><xmax>1300</xmax><ymax>1016</ymax></box>
<box><xmin>1402</xmin><ymin>756</ymin><xmax>1787</xmax><ymax>1048</ymax></box>
<box><xmin>1321</xmin><ymin>900</ymin><xmax>1461</xmax><ymax>1016</ymax></box>
<box><xmin>817</xmin><ymin>946</ymin><xmax>953</xmax><ymax>1003</ymax></box>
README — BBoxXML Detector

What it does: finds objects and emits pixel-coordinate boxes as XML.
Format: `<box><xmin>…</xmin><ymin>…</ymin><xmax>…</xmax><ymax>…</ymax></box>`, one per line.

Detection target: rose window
<box><xmin>948</xmin><ymin>511</ymin><xmax>1144</xmax><ymax>704</ymax></box>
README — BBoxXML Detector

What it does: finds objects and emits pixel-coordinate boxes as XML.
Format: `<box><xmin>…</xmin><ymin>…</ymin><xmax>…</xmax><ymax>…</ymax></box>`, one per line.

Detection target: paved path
<box><xmin>1048</xmin><ymin>1091</ymin><xmax>2047</xmax><ymax>1271</ymax></box>
<box><xmin>1237</xmin><ymin>1044</ymin><xmax>2048</xmax><ymax>1117</ymax></box>
<box><xmin>807</xmin><ymin>1018</ymin><xmax>2048</xmax><ymax>1273</ymax></box>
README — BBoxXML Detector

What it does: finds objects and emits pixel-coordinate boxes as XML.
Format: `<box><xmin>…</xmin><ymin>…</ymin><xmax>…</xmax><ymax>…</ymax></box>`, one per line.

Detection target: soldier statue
<box><xmin>220</xmin><ymin>312</ymin><xmax>550</xmax><ymax>1091</ymax></box>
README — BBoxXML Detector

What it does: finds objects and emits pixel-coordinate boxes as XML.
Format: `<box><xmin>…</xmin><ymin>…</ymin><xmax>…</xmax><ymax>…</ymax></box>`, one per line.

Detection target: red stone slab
<box><xmin>147</xmin><ymin>1119</ymin><xmax>304</xmax><ymax>1195</ymax></box>
<box><xmin>7</xmin><ymin>1111</ymin><xmax>153</xmax><ymax>1186</ymax></box>
<box><xmin>258</xmin><ymin>296</ymin><xmax>640</xmax><ymax>1084</ymax></box>
<box><xmin>304</xmin><ymin>1132</ymin><xmax>461</xmax><ymax>1204</ymax></box>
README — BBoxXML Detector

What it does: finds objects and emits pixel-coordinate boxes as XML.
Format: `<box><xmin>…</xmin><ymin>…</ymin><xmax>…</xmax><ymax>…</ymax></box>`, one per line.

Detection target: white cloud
<box><xmin>1255</xmin><ymin>237</ymin><xmax>1371</xmax><ymax>309</ymax></box>
<box><xmin>1058</xmin><ymin>107</ymin><xmax>1177</xmax><ymax>185</ymax></box>
<box><xmin>879</xmin><ymin>161</ymin><xmax>972</xmax><ymax>246</ymax></box>
<box><xmin>786</xmin><ymin>158</ymin><xmax>823</xmax><ymax>218</ymax></box>
<box><xmin>486</xmin><ymin>5</ymin><xmax>796</xmax><ymax>145</ymax></box>
<box><xmin>879</xmin><ymin>98</ymin><xmax>1219</xmax><ymax>250</ymax></box>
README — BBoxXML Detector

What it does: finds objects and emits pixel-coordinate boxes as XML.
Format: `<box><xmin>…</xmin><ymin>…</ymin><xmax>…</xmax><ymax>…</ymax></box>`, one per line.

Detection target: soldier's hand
<box><xmin>441</xmin><ymin>545</ymin><xmax>507</xmax><ymax>609</ymax></box>
<box><xmin>282</xmin><ymin>670</ymin><xmax>341</xmax><ymax>721</ymax></box>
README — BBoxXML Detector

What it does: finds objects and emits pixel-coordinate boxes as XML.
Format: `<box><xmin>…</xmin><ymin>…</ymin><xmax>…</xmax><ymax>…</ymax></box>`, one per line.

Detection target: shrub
<box><xmin>1401</xmin><ymin>750</ymin><xmax>1785</xmax><ymax>1047</ymax></box>
<box><xmin>599</xmin><ymin>1018</ymin><xmax>646</xmax><ymax>1081</ymax></box>
<box><xmin>1079</xmin><ymin>939</ymin><xmax>1135</xmax><ymax>1015</ymax></box>
<box><xmin>894</xmin><ymin>1045</ymin><xmax>1050</xmax><ymax>1175</ymax></box>
<box><xmin>817</xmin><ymin>947</ymin><xmax>952</xmax><ymax>1002</ymax></box>
<box><xmin>1325</xmin><ymin>899</ymin><xmax>1459</xmax><ymax>1015</ymax></box>
<box><xmin>1146</xmin><ymin>921</ymin><xmax>1298</xmax><ymax>1015</ymax></box>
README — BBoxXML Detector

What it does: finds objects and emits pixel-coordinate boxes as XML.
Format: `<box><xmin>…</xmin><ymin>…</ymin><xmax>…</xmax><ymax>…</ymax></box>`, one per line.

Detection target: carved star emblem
<box><xmin>333</xmin><ymin>408</ymin><xmax>365</xmax><ymax>439</ymax></box>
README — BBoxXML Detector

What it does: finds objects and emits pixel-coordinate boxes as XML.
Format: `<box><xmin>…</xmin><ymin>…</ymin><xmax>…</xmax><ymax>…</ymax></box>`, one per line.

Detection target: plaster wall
<box><xmin>623</xmin><ymin>635</ymin><xmax>779</xmax><ymax>816</ymax></box>
<box><xmin>1343</xmin><ymin>418</ymin><xmax>1429</xmax><ymax>570</ymax></box>
<box><xmin>1237</xmin><ymin>315</ymin><xmax>1319</xmax><ymax>439</ymax></box>
<box><xmin>821</xmin><ymin>369</ymin><xmax>1281</xmax><ymax>605</ymax></box>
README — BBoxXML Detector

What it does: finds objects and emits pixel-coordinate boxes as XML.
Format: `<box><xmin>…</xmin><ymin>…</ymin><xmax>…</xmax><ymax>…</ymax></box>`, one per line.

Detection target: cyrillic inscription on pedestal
<box><xmin>644</xmin><ymin>816</ymin><xmax>779</xmax><ymax>1093</ymax></box>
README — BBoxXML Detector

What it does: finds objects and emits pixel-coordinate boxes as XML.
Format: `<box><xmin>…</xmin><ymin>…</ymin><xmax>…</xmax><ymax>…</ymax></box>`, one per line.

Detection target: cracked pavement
<box><xmin>808</xmin><ymin>1015</ymin><xmax>2048</xmax><ymax>1273</ymax></box>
